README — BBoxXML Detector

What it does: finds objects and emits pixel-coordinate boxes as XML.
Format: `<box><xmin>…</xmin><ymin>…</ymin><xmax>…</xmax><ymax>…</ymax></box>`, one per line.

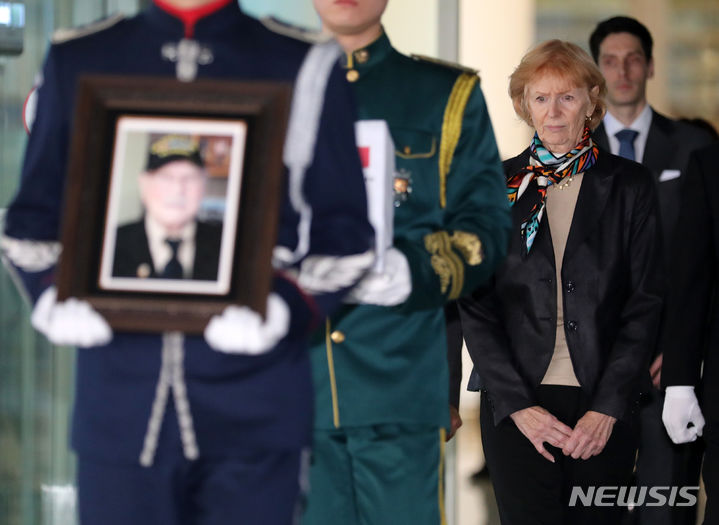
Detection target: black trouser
<box><xmin>705</xmin><ymin>420</ymin><xmax>719</xmax><ymax>525</ymax></box>
<box><xmin>480</xmin><ymin>385</ymin><xmax>638</xmax><ymax>525</ymax></box>
<box><xmin>629</xmin><ymin>388</ymin><xmax>703</xmax><ymax>525</ymax></box>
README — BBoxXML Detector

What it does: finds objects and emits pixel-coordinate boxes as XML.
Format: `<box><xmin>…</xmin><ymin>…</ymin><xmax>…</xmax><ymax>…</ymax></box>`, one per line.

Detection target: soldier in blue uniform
<box><xmin>1</xmin><ymin>0</ymin><xmax>374</xmax><ymax>523</ymax></box>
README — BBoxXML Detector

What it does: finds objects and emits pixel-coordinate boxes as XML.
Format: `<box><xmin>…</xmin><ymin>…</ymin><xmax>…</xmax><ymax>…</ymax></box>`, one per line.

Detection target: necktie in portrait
<box><xmin>161</xmin><ymin>238</ymin><xmax>183</xmax><ymax>279</ymax></box>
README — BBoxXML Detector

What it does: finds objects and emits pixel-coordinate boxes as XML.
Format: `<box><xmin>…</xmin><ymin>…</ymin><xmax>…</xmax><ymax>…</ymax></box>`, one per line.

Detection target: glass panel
<box><xmin>536</xmin><ymin>1</ymin><xmax>626</xmax><ymax>50</ymax></box>
<box><xmin>668</xmin><ymin>0</ymin><xmax>719</xmax><ymax>132</ymax></box>
<box><xmin>241</xmin><ymin>0</ymin><xmax>320</xmax><ymax>29</ymax></box>
<box><xmin>0</xmin><ymin>2</ymin><xmax>141</xmax><ymax>524</ymax></box>
<box><xmin>535</xmin><ymin>0</ymin><xmax>719</xmax><ymax>133</ymax></box>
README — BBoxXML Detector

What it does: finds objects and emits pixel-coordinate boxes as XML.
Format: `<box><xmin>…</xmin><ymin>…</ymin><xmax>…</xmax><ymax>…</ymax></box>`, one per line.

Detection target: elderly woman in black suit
<box><xmin>458</xmin><ymin>40</ymin><xmax>664</xmax><ymax>524</ymax></box>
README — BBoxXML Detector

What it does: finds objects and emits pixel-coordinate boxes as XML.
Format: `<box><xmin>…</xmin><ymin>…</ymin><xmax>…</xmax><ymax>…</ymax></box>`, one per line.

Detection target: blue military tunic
<box><xmin>4</xmin><ymin>0</ymin><xmax>373</xmax><ymax>465</ymax></box>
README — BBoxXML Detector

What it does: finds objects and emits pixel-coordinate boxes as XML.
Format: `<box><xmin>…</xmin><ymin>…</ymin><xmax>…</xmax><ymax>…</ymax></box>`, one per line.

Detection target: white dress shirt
<box><xmin>602</xmin><ymin>103</ymin><xmax>653</xmax><ymax>163</ymax></box>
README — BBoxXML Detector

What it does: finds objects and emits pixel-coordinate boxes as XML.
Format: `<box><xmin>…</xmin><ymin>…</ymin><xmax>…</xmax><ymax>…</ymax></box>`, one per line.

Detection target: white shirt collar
<box><xmin>144</xmin><ymin>215</ymin><xmax>197</xmax><ymax>278</ymax></box>
<box><xmin>602</xmin><ymin>103</ymin><xmax>653</xmax><ymax>162</ymax></box>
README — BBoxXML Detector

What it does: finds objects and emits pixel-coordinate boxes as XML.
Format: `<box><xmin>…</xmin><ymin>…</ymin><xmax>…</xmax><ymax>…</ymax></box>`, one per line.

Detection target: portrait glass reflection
<box><xmin>98</xmin><ymin>116</ymin><xmax>247</xmax><ymax>295</ymax></box>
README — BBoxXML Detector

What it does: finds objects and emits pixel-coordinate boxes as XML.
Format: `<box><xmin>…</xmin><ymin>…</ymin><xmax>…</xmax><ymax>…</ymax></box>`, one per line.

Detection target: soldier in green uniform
<box><xmin>304</xmin><ymin>1</ymin><xmax>511</xmax><ymax>523</ymax></box>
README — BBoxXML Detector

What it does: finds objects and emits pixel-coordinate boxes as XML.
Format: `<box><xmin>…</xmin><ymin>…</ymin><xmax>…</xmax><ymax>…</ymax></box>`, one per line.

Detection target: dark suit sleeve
<box><xmin>660</xmin><ymin>146</ymin><xmax>717</xmax><ymax>388</ymax></box>
<box><xmin>458</xmin><ymin>284</ymin><xmax>536</xmax><ymax>424</ymax></box>
<box><xmin>590</xmin><ymin>169</ymin><xmax>665</xmax><ymax>418</ymax></box>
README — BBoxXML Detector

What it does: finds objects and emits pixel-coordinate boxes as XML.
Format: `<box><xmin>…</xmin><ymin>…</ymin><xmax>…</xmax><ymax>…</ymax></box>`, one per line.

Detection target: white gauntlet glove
<box><xmin>663</xmin><ymin>386</ymin><xmax>705</xmax><ymax>444</ymax></box>
<box><xmin>204</xmin><ymin>293</ymin><xmax>290</xmax><ymax>355</ymax></box>
<box><xmin>31</xmin><ymin>286</ymin><xmax>113</xmax><ymax>347</ymax></box>
<box><xmin>344</xmin><ymin>247</ymin><xmax>411</xmax><ymax>306</ymax></box>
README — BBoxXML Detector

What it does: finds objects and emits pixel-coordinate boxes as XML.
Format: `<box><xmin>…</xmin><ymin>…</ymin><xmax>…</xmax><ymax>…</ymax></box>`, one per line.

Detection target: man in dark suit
<box><xmin>112</xmin><ymin>134</ymin><xmax>222</xmax><ymax>281</ymax></box>
<box><xmin>590</xmin><ymin>16</ymin><xmax>714</xmax><ymax>525</ymax></box>
<box><xmin>660</xmin><ymin>142</ymin><xmax>719</xmax><ymax>525</ymax></box>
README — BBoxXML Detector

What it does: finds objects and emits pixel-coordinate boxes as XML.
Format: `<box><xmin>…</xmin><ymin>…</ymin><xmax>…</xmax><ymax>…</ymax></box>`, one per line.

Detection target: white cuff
<box><xmin>665</xmin><ymin>385</ymin><xmax>696</xmax><ymax>398</ymax></box>
<box><xmin>0</xmin><ymin>234</ymin><xmax>61</xmax><ymax>272</ymax></box>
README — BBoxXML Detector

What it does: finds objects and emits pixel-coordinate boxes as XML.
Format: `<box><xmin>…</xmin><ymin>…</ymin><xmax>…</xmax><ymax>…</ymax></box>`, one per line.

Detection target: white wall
<box><xmin>382</xmin><ymin>0</ymin><xmax>441</xmax><ymax>57</ymax></box>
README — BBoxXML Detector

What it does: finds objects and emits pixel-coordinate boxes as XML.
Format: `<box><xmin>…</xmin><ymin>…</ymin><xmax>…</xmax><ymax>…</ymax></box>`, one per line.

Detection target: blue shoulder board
<box><xmin>51</xmin><ymin>13</ymin><xmax>125</xmax><ymax>44</ymax></box>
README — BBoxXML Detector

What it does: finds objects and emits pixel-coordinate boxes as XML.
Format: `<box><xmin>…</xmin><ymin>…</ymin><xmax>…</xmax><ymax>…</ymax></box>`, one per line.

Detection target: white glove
<box><xmin>204</xmin><ymin>293</ymin><xmax>290</xmax><ymax>355</ymax></box>
<box><xmin>296</xmin><ymin>251</ymin><xmax>375</xmax><ymax>294</ymax></box>
<box><xmin>663</xmin><ymin>386</ymin><xmax>705</xmax><ymax>444</ymax></box>
<box><xmin>31</xmin><ymin>286</ymin><xmax>112</xmax><ymax>347</ymax></box>
<box><xmin>344</xmin><ymin>247</ymin><xmax>411</xmax><ymax>306</ymax></box>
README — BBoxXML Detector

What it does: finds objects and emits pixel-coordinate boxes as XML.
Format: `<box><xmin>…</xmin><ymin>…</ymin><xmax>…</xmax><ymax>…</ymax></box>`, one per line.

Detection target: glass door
<box><xmin>0</xmin><ymin>3</ymin><xmax>142</xmax><ymax>524</ymax></box>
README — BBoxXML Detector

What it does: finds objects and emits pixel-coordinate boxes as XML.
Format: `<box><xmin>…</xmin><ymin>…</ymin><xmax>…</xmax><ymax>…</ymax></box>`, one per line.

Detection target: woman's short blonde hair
<box><xmin>509</xmin><ymin>39</ymin><xmax>607</xmax><ymax>130</ymax></box>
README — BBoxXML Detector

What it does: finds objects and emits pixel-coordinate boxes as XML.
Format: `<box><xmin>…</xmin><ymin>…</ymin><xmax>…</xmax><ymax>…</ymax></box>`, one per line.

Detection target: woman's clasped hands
<box><xmin>510</xmin><ymin>406</ymin><xmax>616</xmax><ymax>462</ymax></box>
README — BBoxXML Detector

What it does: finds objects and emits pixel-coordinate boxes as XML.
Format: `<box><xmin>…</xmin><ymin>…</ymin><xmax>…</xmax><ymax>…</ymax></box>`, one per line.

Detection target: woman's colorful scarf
<box><xmin>506</xmin><ymin>126</ymin><xmax>598</xmax><ymax>254</ymax></box>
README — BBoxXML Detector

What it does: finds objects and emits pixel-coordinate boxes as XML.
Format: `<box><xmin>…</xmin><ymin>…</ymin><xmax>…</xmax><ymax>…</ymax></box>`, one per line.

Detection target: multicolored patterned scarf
<box><xmin>506</xmin><ymin>126</ymin><xmax>598</xmax><ymax>254</ymax></box>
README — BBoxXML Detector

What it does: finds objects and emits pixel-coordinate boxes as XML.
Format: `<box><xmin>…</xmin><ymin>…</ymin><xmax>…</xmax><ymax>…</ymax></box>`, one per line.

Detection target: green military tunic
<box><xmin>309</xmin><ymin>32</ymin><xmax>510</xmax><ymax>432</ymax></box>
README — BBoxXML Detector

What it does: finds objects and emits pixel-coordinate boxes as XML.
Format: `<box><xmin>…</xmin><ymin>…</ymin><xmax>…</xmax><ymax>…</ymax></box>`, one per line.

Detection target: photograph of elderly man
<box><xmin>112</xmin><ymin>133</ymin><xmax>222</xmax><ymax>281</ymax></box>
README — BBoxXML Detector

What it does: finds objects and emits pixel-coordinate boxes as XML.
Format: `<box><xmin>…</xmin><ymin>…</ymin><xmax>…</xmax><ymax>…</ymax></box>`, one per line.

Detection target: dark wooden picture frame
<box><xmin>56</xmin><ymin>75</ymin><xmax>292</xmax><ymax>333</ymax></box>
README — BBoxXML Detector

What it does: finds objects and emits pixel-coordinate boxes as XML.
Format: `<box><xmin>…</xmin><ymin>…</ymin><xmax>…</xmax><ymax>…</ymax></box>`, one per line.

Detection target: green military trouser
<box><xmin>302</xmin><ymin>424</ymin><xmax>446</xmax><ymax>525</ymax></box>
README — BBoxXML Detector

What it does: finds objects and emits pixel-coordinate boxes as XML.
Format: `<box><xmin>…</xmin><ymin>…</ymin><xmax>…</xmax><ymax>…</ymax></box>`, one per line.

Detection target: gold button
<box><xmin>355</xmin><ymin>49</ymin><xmax>369</xmax><ymax>63</ymax></box>
<box><xmin>346</xmin><ymin>69</ymin><xmax>359</xmax><ymax>82</ymax></box>
<box><xmin>404</xmin><ymin>146</ymin><xmax>411</xmax><ymax>155</ymax></box>
<box><xmin>330</xmin><ymin>330</ymin><xmax>345</xmax><ymax>344</ymax></box>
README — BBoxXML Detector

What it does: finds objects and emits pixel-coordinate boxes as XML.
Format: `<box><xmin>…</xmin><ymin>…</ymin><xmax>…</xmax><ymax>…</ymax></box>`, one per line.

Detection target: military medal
<box><xmin>393</xmin><ymin>168</ymin><xmax>412</xmax><ymax>207</ymax></box>
<box><xmin>161</xmin><ymin>39</ymin><xmax>213</xmax><ymax>82</ymax></box>
<box><xmin>136</xmin><ymin>263</ymin><xmax>151</xmax><ymax>279</ymax></box>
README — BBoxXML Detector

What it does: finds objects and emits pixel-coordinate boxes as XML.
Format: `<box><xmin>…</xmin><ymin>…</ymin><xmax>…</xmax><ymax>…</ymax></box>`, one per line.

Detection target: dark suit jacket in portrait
<box><xmin>112</xmin><ymin>219</ymin><xmax>223</xmax><ymax>281</ymax></box>
<box><xmin>594</xmin><ymin>109</ymin><xmax>714</xmax><ymax>257</ymax></box>
<box><xmin>458</xmin><ymin>148</ymin><xmax>664</xmax><ymax>425</ymax></box>
<box><xmin>660</xmin><ymin>143</ymin><xmax>719</xmax><ymax>422</ymax></box>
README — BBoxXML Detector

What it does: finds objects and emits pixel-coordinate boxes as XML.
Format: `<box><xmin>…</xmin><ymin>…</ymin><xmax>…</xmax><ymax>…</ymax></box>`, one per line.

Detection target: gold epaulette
<box><xmin>260</xmin><ymin>17</ymin><xmax>329</xmax><ymax>44</ymax></box>
<box><xmin>438</xmin><ymin>73</ymin><xmax>478</xmax><ymax>208</ymax></box>
<box><xmin>51</xmin><ymin>13</ymin><xmax>125</xmax><ymax>44</ymax></box>
<box><xmin>410</xmin><ymin>54</ymin><xmax>479</xmax><ymax>78</ymax></box>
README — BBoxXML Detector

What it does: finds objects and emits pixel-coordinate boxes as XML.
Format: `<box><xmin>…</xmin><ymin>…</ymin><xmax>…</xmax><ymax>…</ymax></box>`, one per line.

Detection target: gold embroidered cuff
<box><xmin>449</xmin><ymin>231</ymin><xmax>483</xmax><ymax>266</ymax></box>
<box><xmin>424</xmin><ymin>231</ymin><xmax>465</xmax><ymax>299</ymax></box>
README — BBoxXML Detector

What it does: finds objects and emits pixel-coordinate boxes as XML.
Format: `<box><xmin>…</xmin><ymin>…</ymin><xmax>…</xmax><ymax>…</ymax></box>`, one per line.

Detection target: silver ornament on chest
<box><xmin>393</xmin><ymin>168</ymin><xmax>413</xmax><ymax>207</ymax></box>
<box><xmin>161</xmin><ymin>39</ymin><xmax>213</xmax><ymax>82</ymax></box>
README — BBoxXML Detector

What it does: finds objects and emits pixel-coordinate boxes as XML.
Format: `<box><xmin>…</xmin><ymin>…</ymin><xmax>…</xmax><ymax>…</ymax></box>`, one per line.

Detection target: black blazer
<box><xmin>112</xmin><ymin>219</ymin><xmax>223</xmax><ymax>281</ymax></box>
<box><xmin>594</xmin><ymin>109</ymin><xmax>714</xmax><ymax>254</ymax></box>
<box><xmin>660</xmin><ymin>143</ymin><xmax>719</xmax><ymax>421</ymax></box>
<box><xmin>458</xmin><ymin>148</ymin><xmax>664</xmax><ymax>424</ymax></box>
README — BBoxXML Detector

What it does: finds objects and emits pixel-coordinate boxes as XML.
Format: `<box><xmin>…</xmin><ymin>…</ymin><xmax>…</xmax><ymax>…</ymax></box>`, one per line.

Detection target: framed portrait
<box><xmin>56</xmin><ymin>75</ymin><xmax>292</xmax><ymax>333</ymax></box>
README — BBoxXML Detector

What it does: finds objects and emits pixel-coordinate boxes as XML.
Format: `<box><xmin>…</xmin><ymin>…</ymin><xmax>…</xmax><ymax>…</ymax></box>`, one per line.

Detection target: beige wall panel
<box><xmin>460</xmin><ymin>0</ymin><xmax>535</xmax><ymax>160</ymax></box>
<box><xmin>383</xmin><ymin>0</ymin><xmax>440</xmax><ymax>57</ymax></box>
